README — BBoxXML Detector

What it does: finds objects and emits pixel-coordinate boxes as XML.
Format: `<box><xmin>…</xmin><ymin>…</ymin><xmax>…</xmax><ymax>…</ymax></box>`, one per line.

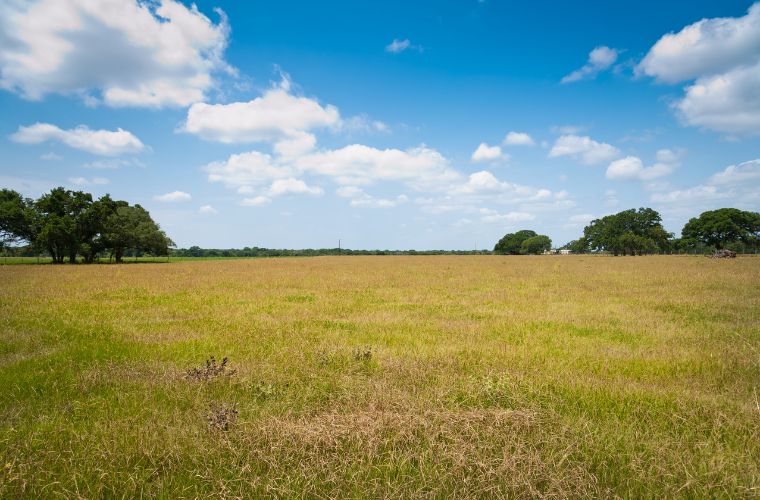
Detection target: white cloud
<box><xmin>204</xmin><ymin>151</ymin><xmax>293</xmax><ymax>188</ymax></box>
<box><xmin>268</xmin><ymin>178</ymin><xmax>323</xmax><ymax>196</ymax></box>
<box><xmin>638</xmin><ymin>4</ymin><xmax>760</xmax><ymax>135</ymax></box>
<box><xmin>548</xmin><ymin>134</ymin><xmax>620</xmax><ymax>165</ymax></box>
<box><xmin>471</xmin><ymin>142</ymin><xmax>505</xmax><ymax>163</ymax></box>
<box><xmin>336</xmin><ymin>186</ymin><xmax>408</xmax><ymax>208</ymax></box>
<box><xmin>11</xmin><ymin>123</ymin><xmax>145</xmax><ymax>156</ymax></box>
<box><xmin>240</xmin><ymin>196</ymin><xmax>271</xmax><ymax>207</ymax></box>
<box><xmin>675</xmin><ymin>61</ymin><xmax>760</xmax><ymax>134</ymax></box>
<box><xmin>651</xmin><ymin>185</ymin><xmax>728</xmax><ymax>204</ymax></box>
<box><xmin>561</xmin><ymin>46</ymin><xmax>619</xmax><ymax>83</ymax></box>
<box><xmin>480</xmin><ymin>210</ymin><xmax>535</xmax><ymax>224</ymax></box>
<box><xmin>184</xmin><ymin>77</ymin><xmax>340</xmax><ymax>144</ymax></box>
<box><xmin>650</xmin><ymin>158</ymin><xmax>760</xmax><ymax>210</ymax></box>
<box><xmin>154</xmin><ymin>191</ymin><xmax>191</xmax><ymax>202</ymax></box>
<box><xmin>605</xmin><ymin>151</ymin><xmax>678</xmax><ymax>181</ymax></box>
<box><xmin>709</xmin><ymin>158</ymin><xmax>760</xmax><ymax>185</ymax></box>
<box><xmin>198</xmin><ymin>205</ymin><xmax>217</xmax><ymax>214</ymax></box>
<box><xmin>68</xmin><ymin>176</ymin><xmax>109</xmax><ymax>186</ymax></box>
<box><xmin>294</xmin><ymin>144</ymin><xmax>460</xmax><ymax>188</ymax></box>
<box><xmin>341</xmin><ymin>114</ymin><xmax>389</xmax><ymax>134</ymax></box>
<box><xmin>0</xmin><ymin>0</ymin><xmax>232</xmax><ymax>108</ymax></box>
<box><xmin>503</xmin><ymin>131</ymin><xmax>535</xmax><ymax>146</ymax></box>
<box><xmin>637</xmin><ymin>4</ymin><xmax>760</xmax><ymax>83</ymax></box>
<box><xmin>40</xmin><ymin>152</ymin><xmax>62</xmax><ymax>161</ymax></box>
<box><xmin>82</xmin><ymin>158</ymin><xmax>145</xmax><ymax>169</ymax></box>
<box><xmin>385</xmin><ymin>39</ymin><xmax>421</xmax><ymax>53</ymax></box>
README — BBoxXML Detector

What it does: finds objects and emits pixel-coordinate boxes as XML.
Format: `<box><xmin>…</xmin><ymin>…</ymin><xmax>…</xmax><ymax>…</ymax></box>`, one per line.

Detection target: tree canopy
<box><xmin>682</xmin><ymin>208</ymin><xmax>760</xmax><ymax>250</ymax></box>
<box><xmin>494</xmin><ymin>230</ymin><xmax>552</xmax><ymax>255</ymax></box>
<box><xmin>0</xmin><ymin>187</ymin><xmax>173</xmax><ymax>263</ymax></box>
<box><xmin>581</xmin><ymin>208</ymin><xmax>671</xmax><ymax>256</ymax></box>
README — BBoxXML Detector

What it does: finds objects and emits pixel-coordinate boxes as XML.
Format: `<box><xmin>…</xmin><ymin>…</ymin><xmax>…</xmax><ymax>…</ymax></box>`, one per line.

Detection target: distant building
<box><xmin>559</xmin><ymin>249</ymin><xmax>572</xmax><ymax>255</ymax></box>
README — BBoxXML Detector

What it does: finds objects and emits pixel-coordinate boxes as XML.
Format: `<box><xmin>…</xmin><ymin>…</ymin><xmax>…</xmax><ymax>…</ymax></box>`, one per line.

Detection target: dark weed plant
<box><xmin>185</xmin><ymin>356</ymin><xmax>237</xmax><ymax>381</ymax></box>
<box><xmin>206</xmin><ymin>403</ymin><xmax>238</xmax><ymax>431</ymax></box>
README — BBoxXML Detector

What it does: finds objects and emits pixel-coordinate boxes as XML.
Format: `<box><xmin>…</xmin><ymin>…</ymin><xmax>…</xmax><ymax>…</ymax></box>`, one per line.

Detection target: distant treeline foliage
<box><xmin>563</xmin><ymin>207</ymin><xmax>760</xmax><ymax>255</ymax></box>
<box><xmin>0</xmin><ymin>187</ymin><xmax>173</xmax><ymax>263</ymax></box>
<box><xmin>171</xmin><ymin>247</ymin><xmax>492</xmax><ymax>258</ymax></box>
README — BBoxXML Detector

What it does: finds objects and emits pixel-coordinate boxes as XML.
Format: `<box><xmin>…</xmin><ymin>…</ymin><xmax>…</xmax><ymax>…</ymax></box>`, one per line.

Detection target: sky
<box><xmin>1</xmin><ymin>0</ymin><xmax>759</xmax><ymax>250</ymax></box>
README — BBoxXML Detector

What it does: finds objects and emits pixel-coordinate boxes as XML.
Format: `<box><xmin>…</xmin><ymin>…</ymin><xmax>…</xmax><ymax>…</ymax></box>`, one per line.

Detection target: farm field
<box><xmin>0</xmin><ymin>256</ymin><xmax>758</xmax><ymax>497</ymax></box>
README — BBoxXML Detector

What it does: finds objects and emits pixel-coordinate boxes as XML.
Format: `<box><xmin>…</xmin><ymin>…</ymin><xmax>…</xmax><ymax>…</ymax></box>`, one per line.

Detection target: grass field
<box><xmin>1</xmin><ymin>256</ymin><xmax>758</xmax><ymax>497</ymax></box>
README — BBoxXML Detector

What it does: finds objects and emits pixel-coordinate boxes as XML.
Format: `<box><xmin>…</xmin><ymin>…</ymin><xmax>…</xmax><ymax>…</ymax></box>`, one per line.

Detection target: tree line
<box><xmin>562</xmin><ymin>207</ymin><xmax>760</xmax><ymax>255</ymax></box>
<box><xmin>0</xmin><ymin>187</ymin><xmax>173</xmax><ymax>263</ymax></box>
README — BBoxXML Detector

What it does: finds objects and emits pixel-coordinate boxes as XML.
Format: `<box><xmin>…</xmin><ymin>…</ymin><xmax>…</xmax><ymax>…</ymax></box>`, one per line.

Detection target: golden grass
<box><xmin>0</xmin><ymin>256</ymin><xmax>758</xmax><ymax>497</ymax></box>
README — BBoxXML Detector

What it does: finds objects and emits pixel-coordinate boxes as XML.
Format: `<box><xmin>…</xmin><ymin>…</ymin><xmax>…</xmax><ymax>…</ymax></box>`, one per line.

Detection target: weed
<box><xmin>185</xmin><ymin>356</ymin><xmax>236</xmax><ymax>381</ymax></box>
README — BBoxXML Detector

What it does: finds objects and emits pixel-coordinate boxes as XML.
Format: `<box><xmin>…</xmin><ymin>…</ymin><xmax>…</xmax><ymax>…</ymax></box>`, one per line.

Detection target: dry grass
<box><xmin>0</xmin><ymin>256</ymin><xmax>758</xmax><ymax>497</ymax></box>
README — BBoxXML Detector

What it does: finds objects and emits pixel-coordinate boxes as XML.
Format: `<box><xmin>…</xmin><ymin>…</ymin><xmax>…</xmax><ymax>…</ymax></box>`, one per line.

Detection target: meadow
<box><xmin>0</xmin><ymin>256</ymin><xmax>758</xmax><ymax>497</ymax></box>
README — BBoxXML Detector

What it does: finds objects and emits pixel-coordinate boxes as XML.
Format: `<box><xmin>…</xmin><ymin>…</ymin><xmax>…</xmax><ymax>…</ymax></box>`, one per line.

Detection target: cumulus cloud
<box><xmin>709</xmin><ymin>158</ymin><xmax>760</xmax><ymax>185</ymax></box>
<box><xmin>503</xmin><ymin>131</ymin><xmax>535</xmax><ymax>146</ymax></box>
<box><xmin>548</xmin><ymin>134</ymin><xmax>620</xmax><ymax>165</ymax></box>
<box><xmin>606</xmin><ymin>149</ymin><xmax>681</xmax><ymax>181</ymax></box>
<box><xmin>154</xmin><ymin>191</ymin><xmax>191</xmax><ymax>202</ymax></box>
<box><xmin>651</xmin><ymin>159</ymin><xmax>760</xmax><ymax>209</ymax></box>
<box><xmin>561</xmin><ymin>46</ymin><xmax>619</xmax><ymax>83</ymax></box>
<box><xmin>0</xmin><ymin>0</ymin><xmax>232</xmax><ymax>108</ymax></box>
<box><xmin>11</xmin><ymin>123</ymin><xmax>145</xmax><ymax>156</ymax></box>
<box><xmin>638</xmin><ymin>3</ymin><xmax>760</xmax><ymax>135</ymax></box>
<box><xmin>471</xmin><ymin>143</ymin><xmax>506</xmax><ymax>163</ymax></box>
<box><xmin>293</xmin><ymin>144</ymin><xmax>460</xmax><ymax>188</ymax></box>
<box><xmin>336</xmin><ymin>186</ymin><xmax>408</xmax><ymax>208</ymax></box>
<box><xmin>198</xmin><ymin>205</ymin><xmax>217</xmax><ymax>214</ymax></box>
<box><xmin>184</xmin><ymin>76</ymin><xmax>339</xmax><ymax>144</ymax></box>
<box><xmin>385</xmin><ymin>39</ymin><xmax>421</xmax><ymax>54</ymax></box>
<box><xmin>204</xmin><ymin>151</ymin><xmax>293</xmax><ymax>188</ymax></box>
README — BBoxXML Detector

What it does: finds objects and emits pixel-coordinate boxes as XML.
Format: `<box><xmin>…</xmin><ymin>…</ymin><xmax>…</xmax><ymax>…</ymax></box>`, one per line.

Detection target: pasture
<box><xmin>0</xmin><ymin>256</ymin><xmax>758</xmax><ymax>497</ymax></box>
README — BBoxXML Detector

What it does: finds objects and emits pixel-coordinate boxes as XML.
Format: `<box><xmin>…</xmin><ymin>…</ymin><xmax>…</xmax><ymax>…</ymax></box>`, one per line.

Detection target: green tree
<box><xmin>682</xmin><ymin>208</ymin><xmax>760</xmax><ymax>250</ymax></box>
<box><xmin>34</xmin><ymin>188</ymin><xmax>94</xmax><ymax>263</ymax></box>
<box><xmin>0</xmin><ymin>189</ymin><xmax>37</xmax><ymax>247</ymax></box>
<box><xmin>583</xmin><ymin>208</ymin><xmax>672</xmax><ymax>255</ymax></box>
<box><xmin>494</xmin><ymin>230</ymin><xmax>537</xmax><ymax>255</ymax></box>
<box><xmin>520</xmin><ymin>235</ymin><xmax>552</xmax><ymax>254</ymax></box>
<box><xmin>102</xmin><ymin>205</ymin><xmax>173</xmax><ymax>263</ymax></box>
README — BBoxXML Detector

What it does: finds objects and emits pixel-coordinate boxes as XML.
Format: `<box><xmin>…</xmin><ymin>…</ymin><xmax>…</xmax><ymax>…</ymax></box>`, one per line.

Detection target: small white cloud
<box><xmin>606</xmin><ymin>150</ymin><xmax>680</xmax><ymax>181</ymax></box>
<box><xmin>480</xmin><ymin>210</ymin><xmax>535</xmax><ymax>224</ymax></box>
<box><xmin>154</xmin><ymin>191</ymin><xmax>191</xmax><ymax>202</ymax></box>
<box><xmin>241</xmin><ymin>196</ymin><xmax>271</xmax><ymax>206</ymax></box>
<box><xmin>68</xmin><ymin>176</ymin><xmax>110</xmax><ymax>186</ymax></box>
<box><xmin>471</xmin><ymin>142</ymin><xmax>506</xmax><ymax>163</ymax></box>
<box><xmin>549</xmin><ymin>134</ymin><xmax>620</xmax><ymax>165</ymax></box>
<box><xmin>336</xmin><ymin>185</ymin><xmax>407</xmax><ymax>208</ymax></box>
<box><xmin>40</xmin><ymin>152</ymin><xmax>62</xmax><ymax>161</ymax></box>
<box><xmin>385</xmin><ymin>38</ymin><xmax>422</xmax><ymax>54</ymax></box>
<box><xmin>199</xmin><ymin>205</ymin><xmax>217</xmax><ymax>214</ymax></box>
<box><xmin>82</xmin><ymin>158</ymin><xmax>145</xmax><ymax>169</ymax></box>
<box><xmin>11</xmin><ymin>123</ymin><xmax>145</xmax><ymax>156</ymax></box>
<box><xmin>561</xmin><ymin>46</ymin><xmax>619</xmax><ymax>83</ymax></box>
<box><xmin>503</xmin><ymin>131</ymin><xmax>535</xmax><ymax>146</ymax></box>
<box><xmin>267</xmin><ymin>178</ymin><xmax>323</xmax><ymax>196</ymax></box>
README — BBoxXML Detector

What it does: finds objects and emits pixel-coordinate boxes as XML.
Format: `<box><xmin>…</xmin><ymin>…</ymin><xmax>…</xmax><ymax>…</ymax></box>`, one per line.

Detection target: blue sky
<box><xmin>1</xmin><ymin>0</ymin><xmax>759</xmax><ymax>249</ymax></box>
